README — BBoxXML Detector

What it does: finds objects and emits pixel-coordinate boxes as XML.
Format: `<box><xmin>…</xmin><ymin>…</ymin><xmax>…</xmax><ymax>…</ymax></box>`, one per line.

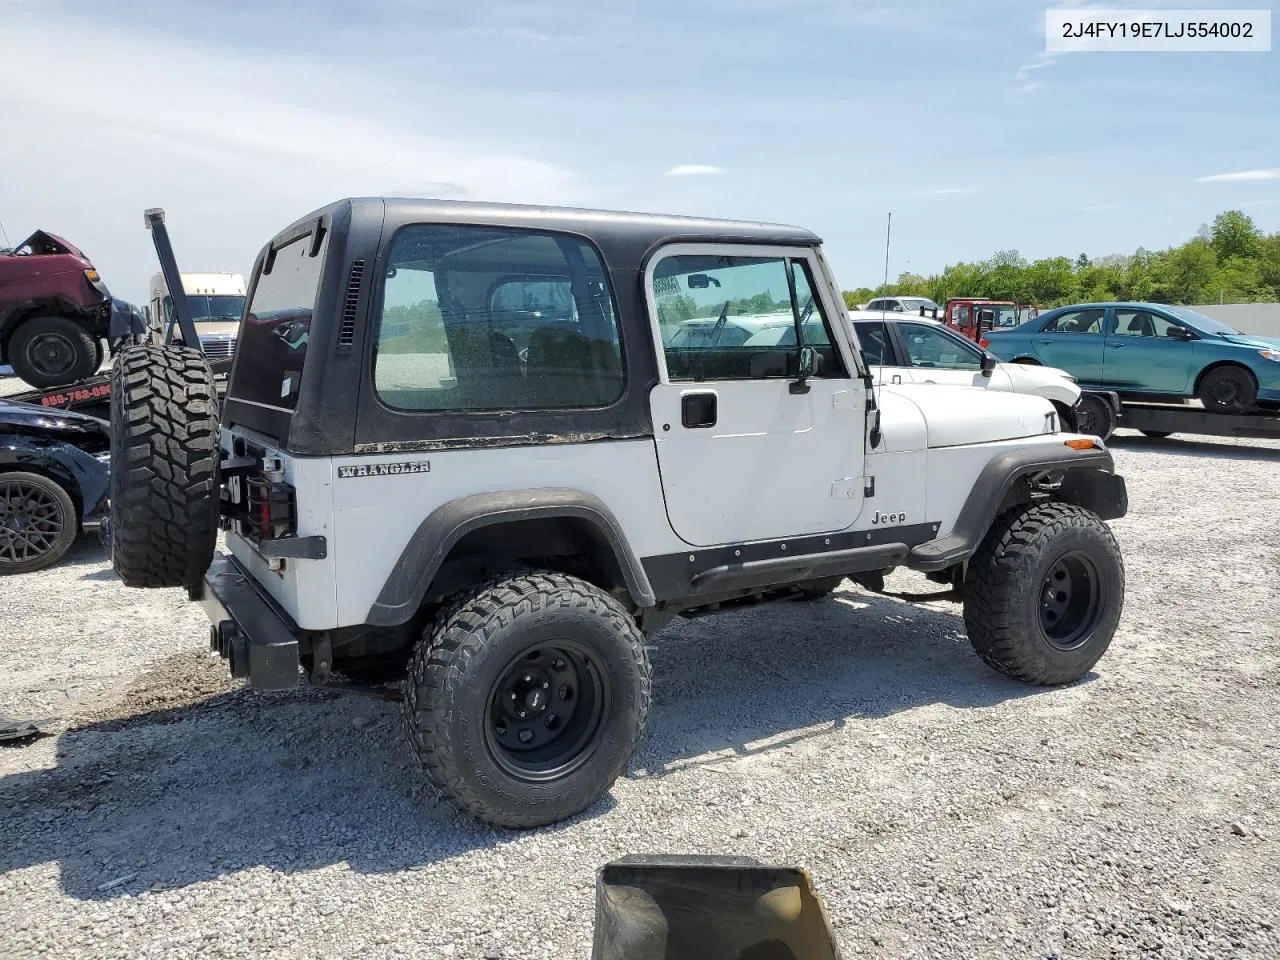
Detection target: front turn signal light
<box><xmin>1065</xmin><ymin>438</ymin><xmax>1097</xmax><ymax>450</ymax></box>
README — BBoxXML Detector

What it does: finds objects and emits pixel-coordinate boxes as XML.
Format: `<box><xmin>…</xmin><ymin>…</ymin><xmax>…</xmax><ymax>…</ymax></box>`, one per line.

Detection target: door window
<box><xmin>651</xmin><ymin>254</ymin><xmax>846</xmax><ymax>381</ymax></box>
<box><xmin>900</xmin><ymin>322</ymin><xmax>983</xmax><ymax>369</ymax></box>
<box><xmin>1041</xmin><ymin>308</ymin><xmax>1104</xmax><ymax>334</ymax></box>
<box><xmin>1112</xmin><ymin>309</ymin><xmax>1179</xmax><ymax>338</ymax></box>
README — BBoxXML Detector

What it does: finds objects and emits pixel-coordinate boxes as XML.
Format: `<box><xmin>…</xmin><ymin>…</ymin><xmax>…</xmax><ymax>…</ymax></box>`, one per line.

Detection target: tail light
<box><xmin>245</xmin><ymin>476</ymin><xmax>297</xmax><ymax>541</ymax></box>
<box><xmin>979</xmin><ymin>338</ymin><xmax>991</xmax><ymax>348</ymax></box>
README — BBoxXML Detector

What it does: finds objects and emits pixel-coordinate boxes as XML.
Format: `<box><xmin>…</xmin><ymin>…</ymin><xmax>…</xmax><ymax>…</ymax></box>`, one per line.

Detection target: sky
<box><xmin>1</xmin><ymin>0</ymin><xmax>1278</xmax><ymax>306</ymax></box>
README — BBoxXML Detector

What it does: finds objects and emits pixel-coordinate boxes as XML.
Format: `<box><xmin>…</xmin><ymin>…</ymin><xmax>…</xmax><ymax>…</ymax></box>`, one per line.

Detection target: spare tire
<box><xmin>109</xmin><ymin>344</ymin><xmax>221</xmax><ymax>588</ymax></box>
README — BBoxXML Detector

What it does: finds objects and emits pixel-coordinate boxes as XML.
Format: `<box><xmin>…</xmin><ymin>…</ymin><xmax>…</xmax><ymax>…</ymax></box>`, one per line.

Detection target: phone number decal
<box><xmin>40</xmin><ymin>382</ymin><xmax>111</xmax><ymax>408</ymax></box>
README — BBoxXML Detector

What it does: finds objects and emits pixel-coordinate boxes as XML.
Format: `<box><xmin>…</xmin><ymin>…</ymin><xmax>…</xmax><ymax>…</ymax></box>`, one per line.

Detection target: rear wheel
<box><xmin>9</xmin><ymin>315</ymin><xmax>98</xmax><ymax>388</ymax></box>
<box><xmin>964</xmin><ymin>502</ymin><xmax>1123</xmax><ymax>685</ymax></box>
<box><xmin>403</xmin><ymin>571</ymin><xmax>651</xmax><ymax>829</ymax></box>
<box><xmin>108</xmin><ymin>344</ymin><xmax>221</xmax><ymax>588</ymax></box>
<box><xmin>0</xmin><ymin>472</ymin><xmax>78</xmax><ymax>574</ymax></box>
<box><xmin>1197</xmin><ymin>366</ymin><xmax>1256</xmax><ymax>415</ymax></box>
<box><xmin>1075</xmin><ymin>393</ymin><xmax>1115</xmax><ymax>441</ymax></box>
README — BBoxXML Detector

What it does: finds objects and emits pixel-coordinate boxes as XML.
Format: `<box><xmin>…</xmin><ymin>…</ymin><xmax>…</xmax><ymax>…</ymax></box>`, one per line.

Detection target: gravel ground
<box><xmin>1</xmin><ymin>430</ymin><xmax>1278</xmax><ymax>959</ymax></box>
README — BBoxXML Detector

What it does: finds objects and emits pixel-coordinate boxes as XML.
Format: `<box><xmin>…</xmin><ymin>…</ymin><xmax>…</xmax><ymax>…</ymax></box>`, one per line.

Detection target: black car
<box><xmin>0</xmin><ymin>398</ymin><xmax>109</xmax><ymax>573</ymax></box>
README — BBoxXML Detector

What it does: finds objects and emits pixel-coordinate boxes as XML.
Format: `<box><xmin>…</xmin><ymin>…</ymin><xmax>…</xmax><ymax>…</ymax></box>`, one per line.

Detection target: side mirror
<box><xmin>687</xmin><ymin>274</ymin><xmax>721</xmax><ymax>289</ymax></box>
<box><xmin>1167</xmin><ymin>325</ymin><xmax>1197</xmax><ymax>341</ymax></box>
<box><xmin>980</xmin><ymin>353</ymin><xmax>997</xmax><ymax>378</ymax></box>
<box><xmin>977</xmin><ymin>308</ymin><xmax>995</xmax><ymax>331</ymax></box>
<box><xmin>790</xmin><ymin>344</ymin><xmax>819</xmax><ymax>394</ymax></box>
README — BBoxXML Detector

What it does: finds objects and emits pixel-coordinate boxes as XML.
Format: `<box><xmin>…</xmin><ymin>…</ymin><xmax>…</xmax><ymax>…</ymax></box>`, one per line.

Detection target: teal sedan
<box><xmin>982</xmin><ymin>302</ymin><xmax>1280</xmax><ymax>414</ymax></box>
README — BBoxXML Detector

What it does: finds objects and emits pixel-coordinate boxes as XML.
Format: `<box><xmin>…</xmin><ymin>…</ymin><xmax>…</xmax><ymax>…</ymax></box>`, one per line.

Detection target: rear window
<box><xmin>373</xmin><ymin>225</ymin><xmax>623</xmax><ymax>412</ymax></box>
<box><xmin>229</xmin><ymin>230</ymin><xmax>328</xmax><ymax>411</ymax></box>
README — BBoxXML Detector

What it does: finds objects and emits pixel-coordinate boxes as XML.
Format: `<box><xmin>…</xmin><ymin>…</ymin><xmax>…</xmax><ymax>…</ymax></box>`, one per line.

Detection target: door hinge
<box><xmin>864</xmin><ymin>476</ymin><xmax>875</xmax><ymax>497</ymax></box>
<box><xmin>832</xmin><ymin>390</ymin><xmax>858</xmax><ymax>410</ymax></box>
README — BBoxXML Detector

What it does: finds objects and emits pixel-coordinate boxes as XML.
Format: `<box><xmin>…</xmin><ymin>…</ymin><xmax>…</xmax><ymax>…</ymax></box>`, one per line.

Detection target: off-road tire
<box><xmin>1197</xmin><ymin>365</ymin><xmax>1256</xmax><ymax>415</ymax></box>
<box><xmin>109</xmin><ymin>344</ymin><xmax>220</xmax><ymax>588</ymax></box>
<box><xmin>0</xmin><ymin>471</ymin><xmax>78</xmax><ymax>574</ymax></box>
<box><xmin>9</xmin><ymin>315</ymin><xmax>98</xmax><ymax>388</ymax></box>
<box><xmin>1075</xmin><ymin>393</ymin><xmax>1115</xmax><ymax>441</ymax></box>
<box><xmin>963</xmin><ymin>502</ymin><xmax>1123</xmax><ymax>685</ymax></box>
<box><xmin>403</xmin><ymin>571</ymin><xmax>651</xmax><ymax>829</ymax></box>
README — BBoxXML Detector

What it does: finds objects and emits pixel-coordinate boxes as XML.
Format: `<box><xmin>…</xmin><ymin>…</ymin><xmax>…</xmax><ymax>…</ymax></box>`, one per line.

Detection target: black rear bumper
<box><xmin>197</xmin><ymin>553</ymin><xmax>300</xmax><ymax>690</ymax></box>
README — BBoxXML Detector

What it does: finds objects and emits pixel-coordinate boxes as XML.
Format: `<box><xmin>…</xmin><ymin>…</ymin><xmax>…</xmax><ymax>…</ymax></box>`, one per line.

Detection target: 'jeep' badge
<box><xmin>338</xmin><ymin>461</ymin><xmax>430</xmax><ymax>479</ymax></box>
<box><xmin>871</xmin><ymin>511</ymin><xmax>905</xmax><ymax>525</ymax></box>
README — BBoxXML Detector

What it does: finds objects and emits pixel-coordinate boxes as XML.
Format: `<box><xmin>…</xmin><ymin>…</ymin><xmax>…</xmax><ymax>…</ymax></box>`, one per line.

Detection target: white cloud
<box><xmin>1196</xmin><ymin>168</ymin><xmax>1280</xmax><ymax>183</ymax></box>
<box><xmin>1014</xmin><ymin>52</ymin><xmax>1057</xmax><ymax>93</ymax></box>
<box><xmin>665</xmin><ymin>164</ymin><xmax>725</xmax><ymax>177</ymax></box>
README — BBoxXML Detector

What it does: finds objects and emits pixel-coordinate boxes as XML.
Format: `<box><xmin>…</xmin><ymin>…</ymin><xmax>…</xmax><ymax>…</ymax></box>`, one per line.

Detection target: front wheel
<box><xmin>1197</xmin><ymin>366</ymin><xmax>1256</xmax><ymax>415</ymax></box>
<box><xmin>403</xmin><ymin>571</ymin><xmax>651</xmax><ymax>829</ymax></box>
<box><xmin>1075</xmin><ymin>393</ymin><xmax>1115</xmax><ymax>441</ymax></box>
<box><xmin>8</xmin><ymin>315</ymin><xmax>99</xmax><ymax>388</ymax></box>
<box><xmin>963</xmin><ymin>502</ymin><xmax>1124</xmax><ymax>685</ymax></box>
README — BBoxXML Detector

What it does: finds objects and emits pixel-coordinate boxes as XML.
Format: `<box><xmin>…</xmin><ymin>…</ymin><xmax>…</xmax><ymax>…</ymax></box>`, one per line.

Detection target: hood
<box><xmin>0</xmin><ymin>398</ymin><xmax>110</xmax><ymax>450</ymax></box>
<box><xmin>1000</xmin><ymin>360</ymin><xmax>1082</xmax><ymax>400</ymax></box>
<box><xmin>10</xmin><ymin>230</ymin><xmax>89</xmax><ymax>260</ymax></box>
<box><xmin>1217</xmin><ymin>333</ymin><xmax>1280</xmax><ymax>350</ymax></box>
<box><xmin>880</xmin><ymin>382</ymin><xmax>1057</xmax><ymax>448</ymax></box>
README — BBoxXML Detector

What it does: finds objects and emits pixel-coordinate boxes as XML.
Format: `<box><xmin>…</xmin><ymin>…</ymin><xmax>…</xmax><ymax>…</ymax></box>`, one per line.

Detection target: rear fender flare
<box><xmin>365</xmin><ymin>488</ymin><xmax>656</xmax><ymax>626</ymax></box>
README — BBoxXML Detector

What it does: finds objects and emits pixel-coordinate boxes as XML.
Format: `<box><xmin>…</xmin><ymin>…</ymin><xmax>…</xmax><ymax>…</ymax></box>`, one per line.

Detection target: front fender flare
<box><xmin>365</xmin><ymin>488</ymin><xmax>656</xmax><ymax>626</ymax></box>
<box><xmin>908</xmin><ymin>445</ymin><xmax>1125</xmax><ymax>572</ymax></box>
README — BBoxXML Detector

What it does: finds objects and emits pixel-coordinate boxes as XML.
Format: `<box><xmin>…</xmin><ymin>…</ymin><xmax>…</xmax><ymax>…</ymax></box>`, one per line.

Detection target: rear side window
<box><xmin>230</xmin><ymin>230</ymin><xmax>328</xmax><ymax>411</ymax></box>
<box><xmin>374</xmin><ymin>226</ymin><xmax>623</xmax><ymax>411</ymax></box>
<box><xmin>1042</xmin><ymin>309</ymin><xmax>1104</xmax><ymax>334</ymax></box>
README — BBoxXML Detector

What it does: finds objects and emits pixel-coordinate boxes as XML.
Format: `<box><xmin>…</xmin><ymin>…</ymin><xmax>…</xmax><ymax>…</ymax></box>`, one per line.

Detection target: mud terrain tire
<box><xmin>109</xmin><ymin>344</ymin><xmax>220</xmax><ymax>588</ymax></box>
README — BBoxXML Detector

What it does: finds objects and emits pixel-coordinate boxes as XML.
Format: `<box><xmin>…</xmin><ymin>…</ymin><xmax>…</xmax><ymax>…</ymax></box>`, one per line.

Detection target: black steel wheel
<box><xmin>403</xmin><ymin>571</ymin><xmax>651</xmax><ymax>829</ymax></box>
<box><xmin>9</xmin><ymin>315</ymin><xmax>98</xmax><ymax>388</ymax></box>
<box><xmin>1038</xmin><ymin>551</ymin><xmax>1103</xmax><ymax>651</ymax></box>
<box><xmin>485</xmin><ymin>641</ymin><xmax>610</xmax><ymax>781</ymax></box>
<box><xmin>0</xmin><ymin>472</ymin><xmax>78</xmax><ymax>574</ymax></box>
<box><xmin>1197</xmin><ymin>365</ymin><xmax>1256</xmax><ymax>415</ymax></box>
<box><xmin>964</xmin><ymin>501</ymin><xmax>1124</xmax><ymax>685</ymax></box>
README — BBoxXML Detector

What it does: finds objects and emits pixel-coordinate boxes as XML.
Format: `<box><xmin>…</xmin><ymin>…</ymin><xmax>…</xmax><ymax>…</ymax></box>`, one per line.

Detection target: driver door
<box><xmin>647</xmin><ymin>245</ymin><xmax>866</xmax><ymax>547</ymax></box>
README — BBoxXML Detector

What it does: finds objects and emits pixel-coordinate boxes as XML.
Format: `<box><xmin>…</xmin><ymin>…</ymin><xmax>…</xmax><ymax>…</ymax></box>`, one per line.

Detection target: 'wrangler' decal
<box><xmin>338</xmin><ymin>461</ymin><xmax>431</xmax><ymax>478</ymax></box>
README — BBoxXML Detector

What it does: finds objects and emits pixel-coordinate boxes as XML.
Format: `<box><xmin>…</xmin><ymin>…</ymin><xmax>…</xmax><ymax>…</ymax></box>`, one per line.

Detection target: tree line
<box><xmin>841</xmin><ymin>210</ymin><xmax>1280</xmax><ymax>310</ymax></box>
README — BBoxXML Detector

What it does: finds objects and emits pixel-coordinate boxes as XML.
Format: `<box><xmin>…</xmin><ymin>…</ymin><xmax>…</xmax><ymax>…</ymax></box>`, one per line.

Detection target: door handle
<box><xmin>1107</xmin><ymin>344</ymin><xmax>1124</xmax><ymax>349</ymax></box>
<box><xmin>1037</xmin><ymin>339</ymin><xmax>1053</xmax><ymax>345</ymax></box>
<box><xmin>681</xmin><ymin>392</ymin><xmax>717</xmax><ymax>428</ymax></box>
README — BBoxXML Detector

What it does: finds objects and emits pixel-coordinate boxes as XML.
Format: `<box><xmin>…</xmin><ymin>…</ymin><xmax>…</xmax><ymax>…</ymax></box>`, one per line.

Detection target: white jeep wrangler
<box><xmin>107</xmin><ymin>199</ymin><xmax>1127</xmax><ymax>829</ymax></box>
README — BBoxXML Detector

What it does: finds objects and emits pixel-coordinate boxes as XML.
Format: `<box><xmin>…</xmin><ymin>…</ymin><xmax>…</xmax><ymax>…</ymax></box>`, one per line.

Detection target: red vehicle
<box><xmin>0</xmin><ymin>230</ymin><xmax>113</xmax><ymax>388</ymax></box>
<box><xmin>942</xmin><ymin>298</ymin><xmax>1037</xmax><ymax>342</ymax></box>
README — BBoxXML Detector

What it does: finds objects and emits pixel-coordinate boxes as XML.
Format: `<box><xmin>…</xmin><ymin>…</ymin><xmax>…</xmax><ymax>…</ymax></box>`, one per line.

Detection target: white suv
<box><xmin>107</xmin><ymin>198</ymin><xmax>1128</xmax><ymax>830</ymax></box>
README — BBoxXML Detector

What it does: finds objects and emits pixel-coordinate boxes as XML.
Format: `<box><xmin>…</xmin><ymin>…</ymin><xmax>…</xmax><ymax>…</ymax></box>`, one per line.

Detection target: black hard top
<box><xmin>275</xmin><ymin>197</ymin><xmax>822</xmax><ymax>251</ymax></box>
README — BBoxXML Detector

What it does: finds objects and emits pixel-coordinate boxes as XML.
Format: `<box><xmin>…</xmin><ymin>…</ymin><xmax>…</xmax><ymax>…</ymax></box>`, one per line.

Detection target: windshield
<box><xmin>900</xmin><ymin>297</ymin><xmax>942</xmax><ymax>313</ymax></box>
<box><xmin>991</xmin><ymin>305</ymin><xmax>1020</xmax><ymax>328</ymax></box>
<box><xmin>1165</xmin><ymin>305</ymin><xmax>1240</xmax><ymax>336</ymax></box>
<box><xmin>166</xmin><ymin>294</ymin><xmax>246</xmax><ymax>323</ymax></box>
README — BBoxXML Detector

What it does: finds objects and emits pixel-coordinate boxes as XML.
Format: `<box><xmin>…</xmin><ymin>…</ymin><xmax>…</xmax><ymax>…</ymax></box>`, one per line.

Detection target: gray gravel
<box><xmin>2</xmin><ymin>429</ymin><xmax>1279</xmax><ymax>959</ymax></box>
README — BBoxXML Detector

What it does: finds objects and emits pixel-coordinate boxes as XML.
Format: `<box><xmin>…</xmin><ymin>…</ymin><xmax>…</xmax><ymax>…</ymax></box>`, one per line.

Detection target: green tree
<box><xmin>1210</xmin><ymin>210</ymin><xmax>1261</xmax><ymax>262</ymax></box>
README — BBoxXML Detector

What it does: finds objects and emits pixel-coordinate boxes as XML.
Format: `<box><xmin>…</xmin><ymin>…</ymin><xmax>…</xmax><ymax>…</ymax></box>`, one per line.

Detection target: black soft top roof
<box><xmin>269</xmin><ymin>197</ymin><xmax>822</xmax><ymax>252</ymax></box>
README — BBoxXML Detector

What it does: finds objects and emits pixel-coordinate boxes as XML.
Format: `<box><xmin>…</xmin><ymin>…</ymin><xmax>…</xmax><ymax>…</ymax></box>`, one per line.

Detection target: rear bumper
<box><xmin>197</xmin><ymin>553</ymin><xmax>300</xmax><ymax>690</ymax></box>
